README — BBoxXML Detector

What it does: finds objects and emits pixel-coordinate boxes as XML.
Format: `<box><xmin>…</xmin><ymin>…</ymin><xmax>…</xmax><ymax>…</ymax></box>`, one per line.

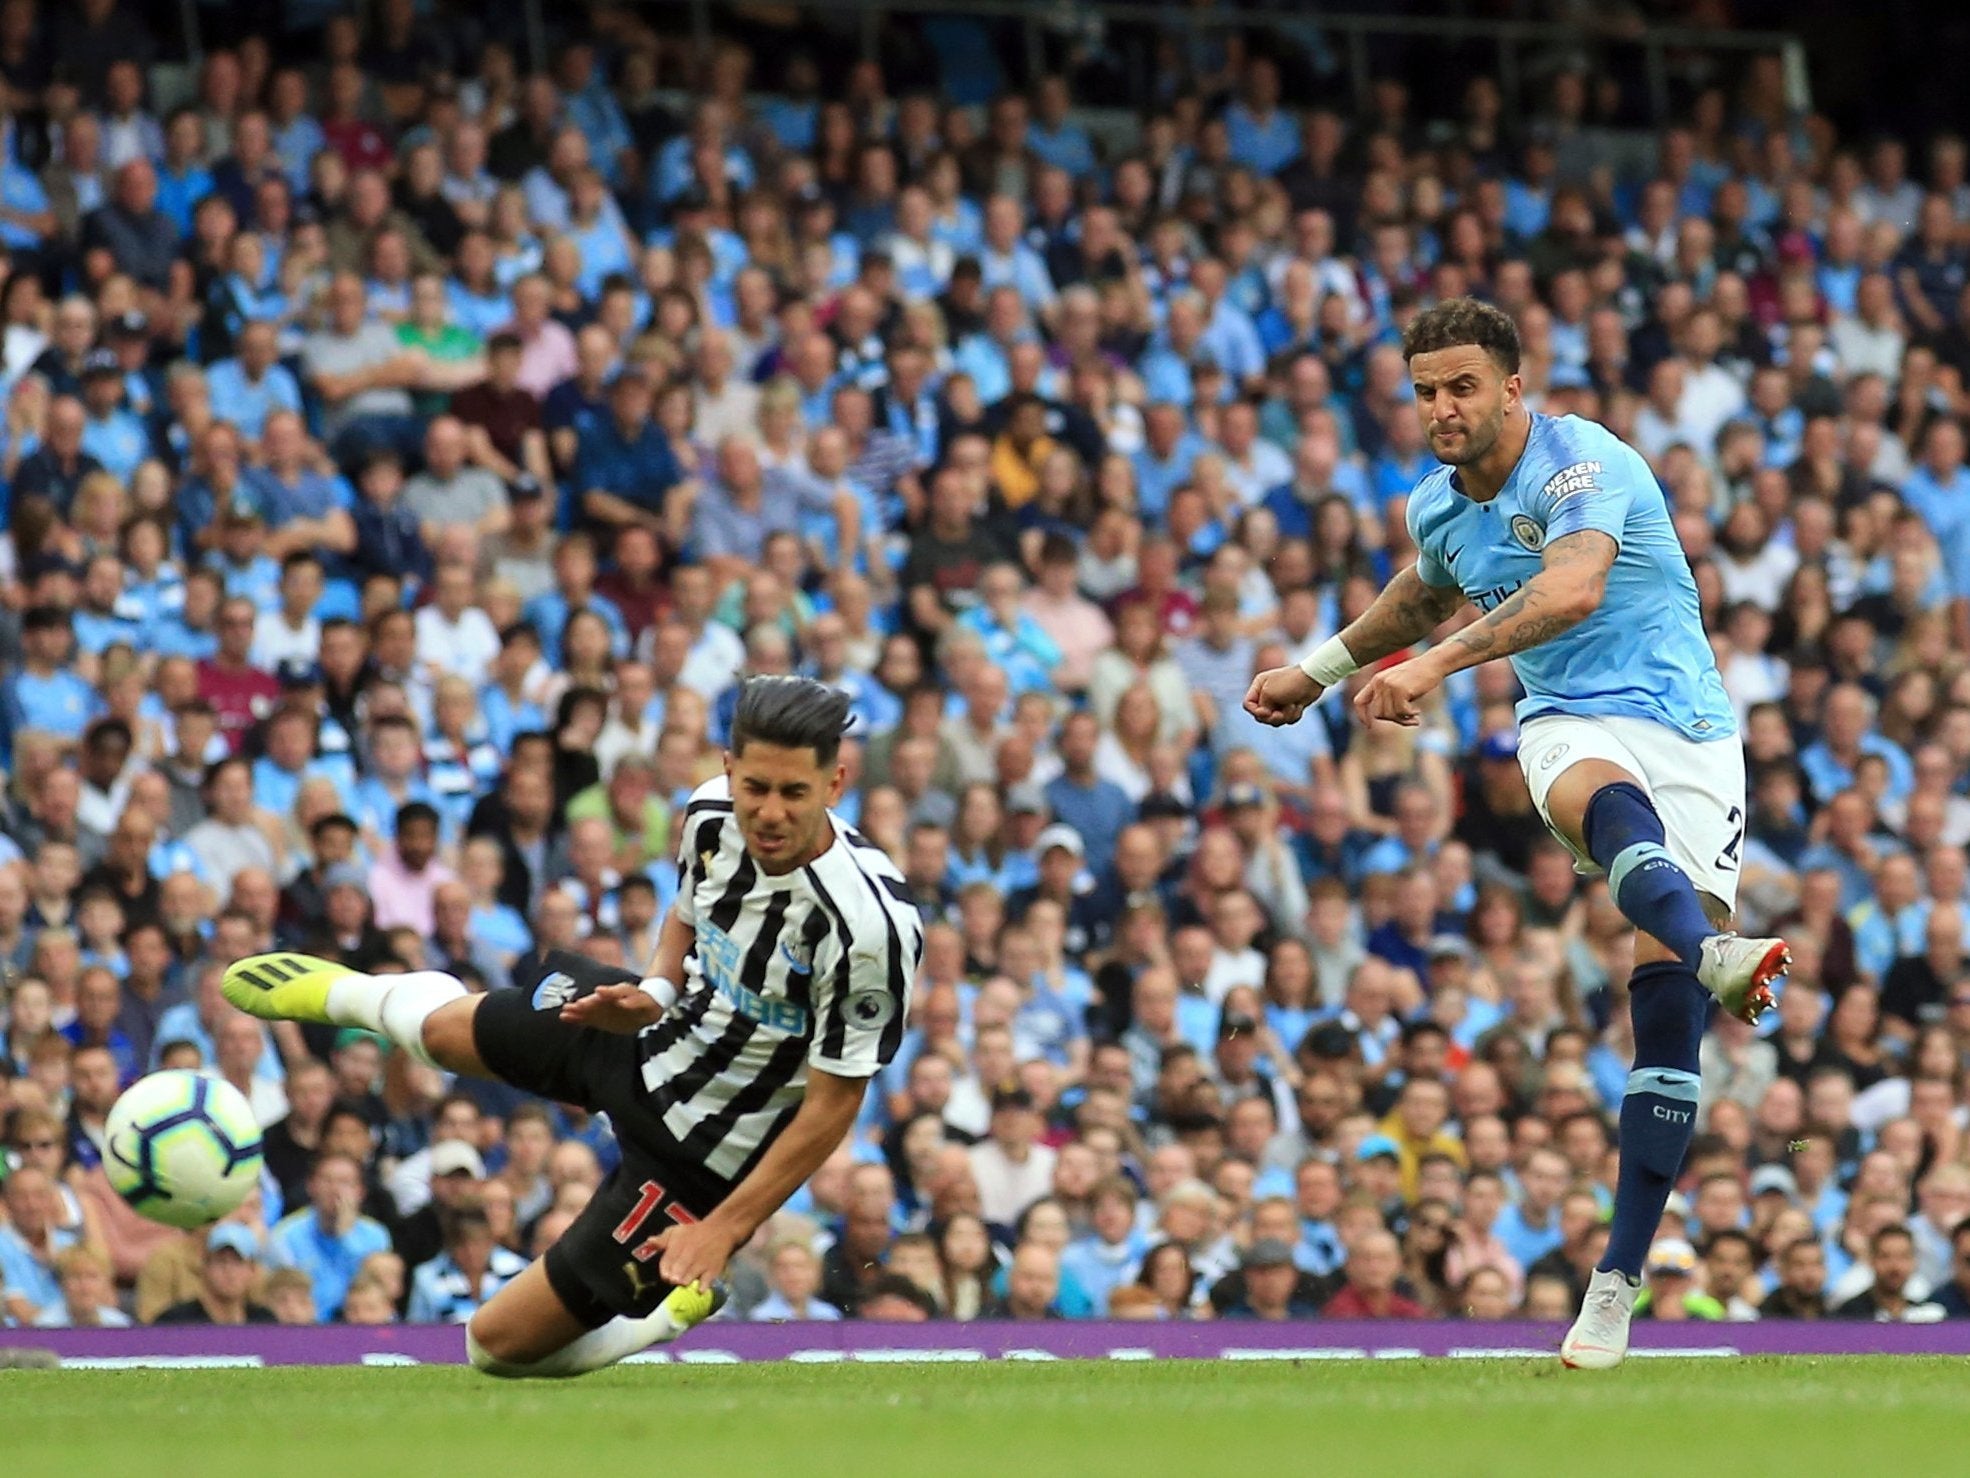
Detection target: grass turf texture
<box><xmin>5</xmin><ymin>1358</ymin><xmax>1969</xmax><ymax>1477</ymax></box>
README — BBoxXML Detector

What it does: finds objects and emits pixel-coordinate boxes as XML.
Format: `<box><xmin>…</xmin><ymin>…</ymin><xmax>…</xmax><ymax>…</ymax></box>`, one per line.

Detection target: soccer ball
<box><xmin>103</xmin><ymin>1070</ymin><xmax>264</xmax><ymax>1229</ymax></box>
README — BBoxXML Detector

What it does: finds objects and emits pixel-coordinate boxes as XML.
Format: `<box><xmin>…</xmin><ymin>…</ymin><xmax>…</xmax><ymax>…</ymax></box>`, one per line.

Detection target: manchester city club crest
<box><xmin>1510</xmin><ymin>515</ymin><xmax>1546</xmax><ymax>551</ymax></box>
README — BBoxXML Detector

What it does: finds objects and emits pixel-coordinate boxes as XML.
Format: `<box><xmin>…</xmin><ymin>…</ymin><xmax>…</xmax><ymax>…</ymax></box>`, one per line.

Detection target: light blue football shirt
<box><xmin>1403</xmin><ymin>413</ymin><xmax>1736</xmax><ymax>742</ymax></box>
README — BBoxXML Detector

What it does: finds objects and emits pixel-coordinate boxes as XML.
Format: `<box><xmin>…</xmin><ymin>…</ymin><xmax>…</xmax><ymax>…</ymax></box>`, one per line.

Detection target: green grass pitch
<box><xmin>5</xmin><ymin>1358</ymin><xmax>1969</xmax><ymax>1477</ymax></box>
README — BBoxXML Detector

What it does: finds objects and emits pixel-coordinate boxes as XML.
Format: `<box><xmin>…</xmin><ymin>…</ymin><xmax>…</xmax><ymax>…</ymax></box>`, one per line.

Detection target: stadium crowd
<box><xmin>7</xmin><ymin>0</ymin><xmax>1970</xmax><ymax>1332</ymax></box>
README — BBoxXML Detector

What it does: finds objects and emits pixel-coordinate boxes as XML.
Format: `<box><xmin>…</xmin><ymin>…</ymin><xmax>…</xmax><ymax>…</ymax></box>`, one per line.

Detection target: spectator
<box><xmin>969</xmin><ymin>1086</ymin><xmax>1059</xmax><ymax>1228</ymax></box>
<box><xmin>751</xmin><ymin>1240</ymin><xmax>842</xmax><ymax>1322</ymax></box>
<box><xmin>265</xmin><ymin>1152</ymin><xmax>393</xmax><ymax>1320</ymax></box>
<box><xmin>1634</xmin><ymin>1238</ymin><xmax>1725</xmax><ymax>1321</ymax></box>
<box><xmin>1834</xmin><ymin>1225</ymin><xmax>1946</xmax><ymax>1322</ymax></box>
<box><xmin>1320</xmin><ymin>1230</ymin><xmax>1425</xmax><ymax>1318</ymax></box>
<box><xmin>990</xmin><ymin>1243</ymin><xmax>1063</xmax><ymax>1320</ymax></box>
<box><xmin>407</xmin><ymin>1205</ymin><xmax>526</xmax><ymax>1323</ymax></box>
<box><xmin>1216</xmin><ymin>1237</ymin><xmax>1326</xmax><ymax>1319</ymax></box>
<box><xmin>0</xmin><ymin>1166</ymin><xmax>77</xmax><ymax>1324</ymax></box>
<box><xmin>152</xmin><ymin>1225</ymin><xmax>277</xmax><ymax>1324</ymax></box>
<box><xmin>34</xmin><ymin>1245</ymin><xmax>131</xmax><ymax>1327</ymax></box>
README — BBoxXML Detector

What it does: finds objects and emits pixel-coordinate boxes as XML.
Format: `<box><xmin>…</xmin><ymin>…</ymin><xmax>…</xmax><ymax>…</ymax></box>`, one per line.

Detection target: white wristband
<box><xmin>638</xmin><ymin>976</ymin><xmax>681</xmax><ymax>1010</ymax></box>
<box><xmin>1298</xmin><ymin>636</ymin><xmax>1360</xmax><ymax>688</ymax></box>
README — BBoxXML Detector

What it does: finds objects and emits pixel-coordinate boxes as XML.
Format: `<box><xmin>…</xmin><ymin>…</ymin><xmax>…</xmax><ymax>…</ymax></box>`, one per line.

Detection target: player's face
<box><xmin>1408</xmin><ymin>345</ymin><xmax>1518</xmax><ymax>466</ymax></box>
<box><xmin>726</xmin><ymin>741</ymin><xmax>847</xmax><ymax>874</ymax></box>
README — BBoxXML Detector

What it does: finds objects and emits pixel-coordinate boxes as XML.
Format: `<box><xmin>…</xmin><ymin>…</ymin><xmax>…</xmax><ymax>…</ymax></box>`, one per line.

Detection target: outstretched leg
<box><xmin>222</xmin><ymin>956</ymin><xmax>478</xmax><ymax>1071</ymax></box>
<box><xmin>225</xmin><ymin>950</ymin><xmax>730</xmax><ymax>1378</ymax></box>
<box><xmin>465</xmin><ymin>1261</ymin><xmax>719</xmax><ymax>1378</ymax></box>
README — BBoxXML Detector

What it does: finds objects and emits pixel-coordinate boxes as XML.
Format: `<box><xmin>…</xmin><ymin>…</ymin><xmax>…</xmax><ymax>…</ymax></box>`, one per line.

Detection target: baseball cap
<box><xmin>81</xmin><ymin>347</ymin><xmax>121</xmax><ymax>378</ymax></box>
<box><xmin>1137</xmin><ymin>792</ymin><xmax>1191</xmax><ymax>821</ymax></box>
<box><xmin>1427</xmin><ymin>934</ymin><xmax>1477</xmax><ymax>963</ymax></box>
<box><xmin>509</xmin><ymin>473</ymin><xmax>546</xmax><ymax>502</ymax></box>
<box><xmin>207</xmin><ymin>1224</ymin><xmax>260</xmax><ymax>1260</ymax></box>
<box><xmin>108</xmin><ymin>309</ymin><xmax>148</xmax><ymax>338</ymax></box>
<box><xmin>1035</xmin><ymin>823</ymin><xmax>1084</xmax><ymax>858</ymax></box>
<box><xmin>1645</xmin><ymin>1238</ymin><xmax>1698</xmax><ymax>1276</ymax></box>
<box><xmin>1241</xmin><ymin>1237</ymin><xmax>1295</xmax><ymax>1271</ymax></box>
<box><xmin>1749</xmin><ymin>1165</ymin><xmax>1799</xmax><ymax>1200</ymax></box>
<box><xmin>1663</xmin><ymin>1190</ymin><xmax>1692</xmax><ymax>1223</ymax></box>
<box><xmin>1355</xmin><ymin>1133</ymin><xmax>1401</xmax><ymax>1164</ymax></box>
<box><xmin>1223</xmin><ymin>781</ymin><xmax>1265</xmax><ymax>810</ymax></box>
<box><xmin>276</xmin><ymin>658</ymin><xmax>323</xmax><ymax>689</ymax></box>
<box><xmin>1478</xmin><ymin>730</ymin><xmax>1519</xmax><ymax>762</ymax></box>
<box><xmin>1006</xmin><ymin>782</ymin><xmax>1047</xmax><ymax>817</ymax></box>
<box><xmin>429</xmin><ymin>1140</ymin><xmax>487</xmax><ymax>1179</ymax></box>
<box><xmin>323</xmin><ymin>862</ymin><xmax>367</xmax><ymax>892</ymax></box>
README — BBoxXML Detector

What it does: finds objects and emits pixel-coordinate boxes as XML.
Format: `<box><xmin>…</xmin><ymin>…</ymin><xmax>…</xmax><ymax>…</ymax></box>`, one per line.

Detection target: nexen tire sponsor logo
<box><xmin>1540</xmin><ymin>461</ymin><xmax>1603</xmax><ymax>502</ymax></box>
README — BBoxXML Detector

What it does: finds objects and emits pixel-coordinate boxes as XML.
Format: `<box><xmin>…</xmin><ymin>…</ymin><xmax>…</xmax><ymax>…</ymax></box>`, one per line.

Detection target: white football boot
<box><xmin>1695</xmin><ymin>933</ymin><xmax>1790</xmax><ymax>1025</ymax></box>
<box><xmin>1560</xmin><ymin>1268</ymin><xmax>1641</xmax><ymax>1370</ymax></box>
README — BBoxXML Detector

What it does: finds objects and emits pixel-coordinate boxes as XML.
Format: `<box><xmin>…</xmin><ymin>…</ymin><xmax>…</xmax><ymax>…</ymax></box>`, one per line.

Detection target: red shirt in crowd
<box><xmin>196</xmin><ymin>660</ymin><xmax>281</xmax><ymax>753</ymax></box>
<box><xmin>1321</xmin><ymin>1286</ymin><xmax>1428</xmax><ymax>1320</ymax></box>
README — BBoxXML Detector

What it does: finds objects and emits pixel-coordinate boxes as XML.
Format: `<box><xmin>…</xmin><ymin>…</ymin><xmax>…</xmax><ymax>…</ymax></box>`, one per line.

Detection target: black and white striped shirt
<box><xmin>640</xmin><ymin>777</ymin><xmax>922</xmax><ymax>1181</ymax></box>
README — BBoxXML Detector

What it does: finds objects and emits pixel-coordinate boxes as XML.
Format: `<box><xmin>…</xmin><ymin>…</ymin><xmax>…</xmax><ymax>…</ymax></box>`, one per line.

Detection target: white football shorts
<box><xmin>1517</xmin><ymin>712</ymin><xmax>1747</xmax><ymax>910</ymax></box>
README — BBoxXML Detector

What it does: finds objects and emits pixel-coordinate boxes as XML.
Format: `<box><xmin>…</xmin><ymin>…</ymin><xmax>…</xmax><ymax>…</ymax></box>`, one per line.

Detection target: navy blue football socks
<box><xmin>1599</xmin><ymin>960</ymin><xmax>1709</xmax><ymax>1279</ymax></box>
<box><xmin>1583</xmin><ymin>782</ymin><xmax>1713</xmax><ymax>970</ymax></box>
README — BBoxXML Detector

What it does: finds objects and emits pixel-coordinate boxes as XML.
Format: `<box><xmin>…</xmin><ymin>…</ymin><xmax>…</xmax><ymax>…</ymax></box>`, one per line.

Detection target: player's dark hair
<box><xmin>1400</xmin><ymin>297</ymin><xmax>1522</xmax><ymax>375</ymax></box>
<box><xmin>729</xmin><ymin>675</ymin><xmax>852</xmax><ymax>767</ymax></box>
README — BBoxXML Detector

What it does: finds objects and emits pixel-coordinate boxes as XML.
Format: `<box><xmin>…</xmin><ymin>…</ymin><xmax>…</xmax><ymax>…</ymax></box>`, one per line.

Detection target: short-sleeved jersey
<box><xmin>1405</xmin><ymin>413</ymin><xmax>1736</xmax><ymax>742</ymax></box>
<box><xmin>646</xmin><ymin>777</ymin><xmax>922</xmax><ymax>1180</ymax></box>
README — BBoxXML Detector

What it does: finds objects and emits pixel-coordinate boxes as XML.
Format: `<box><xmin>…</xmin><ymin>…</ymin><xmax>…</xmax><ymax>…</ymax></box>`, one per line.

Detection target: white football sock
<box><xmin>467</xmin><ymin>1305</ymin><xmax>683</xmax><ymax>1380</ymax></box>
<box><xmin>326</xmin><ymin>970</ymin><xmax>466</xmax><ymax>1068</ymax></box>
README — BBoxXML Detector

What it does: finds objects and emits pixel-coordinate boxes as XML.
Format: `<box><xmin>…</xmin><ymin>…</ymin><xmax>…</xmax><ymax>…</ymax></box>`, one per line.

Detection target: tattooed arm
<box><xmin>1421</xmin><ymin>530</ymin><xmax>1617</xmax><ymax>679</ymax></box>
<box><xmin>1334</xmin><ymin>562</ymin><xmax>1471</xmax><ymax>668</ymax></box>
<box><xmin>1352</xmin><ymin>530</ymin><xmax>1616</xmax><ymax>727</ymax></box>
<box><xmin>1244</xmin><ymin>562</ymin><xmax>1466</xmax><ymax>726</ymax></box>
